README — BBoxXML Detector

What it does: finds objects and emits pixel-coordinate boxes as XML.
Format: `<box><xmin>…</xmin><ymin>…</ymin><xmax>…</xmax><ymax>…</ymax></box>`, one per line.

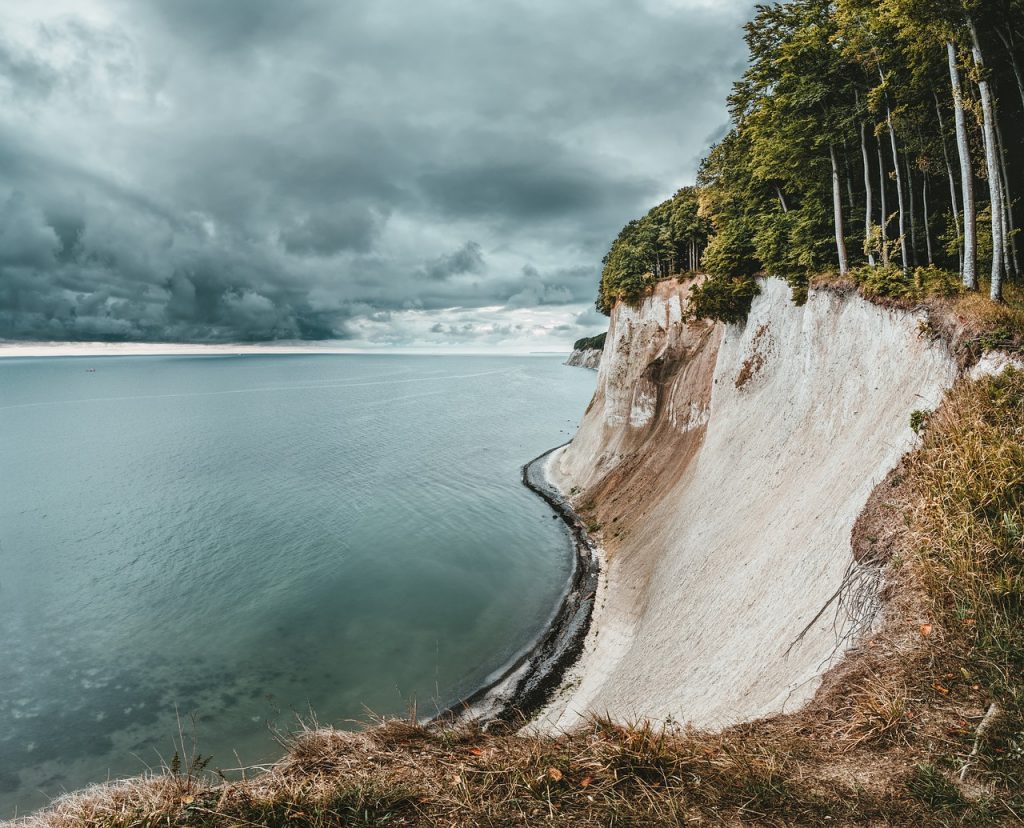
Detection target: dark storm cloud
<box><xmin>0</xmin><ymin>0</ymin><xmax>755</xmax><ymax>344</ymax></box>
<box><xmin>423</xmin><ymin>241</ymin><xmax>485</xmax><ymax>281</ymax></box>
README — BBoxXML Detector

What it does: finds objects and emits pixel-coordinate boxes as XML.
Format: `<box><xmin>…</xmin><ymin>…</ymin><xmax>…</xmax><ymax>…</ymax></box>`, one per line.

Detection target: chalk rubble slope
<box><xmin>541</xmin><ymin>277</ymin><xmax>958</xmax><ymax>731</ymax></box>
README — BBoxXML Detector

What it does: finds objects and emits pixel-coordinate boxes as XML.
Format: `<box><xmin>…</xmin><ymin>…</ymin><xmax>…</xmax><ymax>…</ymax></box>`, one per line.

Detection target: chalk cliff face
<box><xmin>565</xmin><ymin>347</ymin><xmax>602</xmax><ymax>369</ymax></box>
<box><xmin>542</xmin><ymin>277</ymin><xmax>958</xmax><ymax>731</ymax></box>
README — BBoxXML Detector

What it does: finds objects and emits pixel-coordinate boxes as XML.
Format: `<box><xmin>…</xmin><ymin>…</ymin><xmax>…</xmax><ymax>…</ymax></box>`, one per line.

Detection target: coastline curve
<box><xmin>431</xmin><ymin>444</ymin><xmax>600</xmax><ymax>725</ymax></box>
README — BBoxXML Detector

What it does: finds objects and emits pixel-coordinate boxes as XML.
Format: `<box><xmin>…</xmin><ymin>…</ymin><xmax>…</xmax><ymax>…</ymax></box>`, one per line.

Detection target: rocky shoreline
<box><xmin>432</xmin><ymin>444</ymin><xmax>600</xmax><ymax>725</ymax></box>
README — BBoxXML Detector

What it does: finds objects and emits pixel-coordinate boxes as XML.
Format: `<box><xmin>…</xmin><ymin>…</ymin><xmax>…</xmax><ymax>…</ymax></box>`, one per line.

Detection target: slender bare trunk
<box><xmin>831</xmin><ymin>145</ymin><xmax>849</xmax><ymax>276</ymax></box>
<box><xmin>923</xmin><ymin>174</ymin><xmax>933</xmax><ymax>265</ymax></box>
<box><xmin>861</xmin><ymin>120</ymin><xmax>875</xmax><ymax>266</ymax></box>
<box><xmin>877</xmin><ymin>140</ymin><xmax>889</xmax><ymax>267</ymax></box>
<box><xmin>855</xmin><ymin>89</ymin><xmax>875</xmax><ymax>267</ymax></box>
<box><xmin>905</xmin><ymin>155</ymin><xmax>918</xmax><ymax>268</ymax></box>
<box><xmin>934</xmin><ymin>93</ymin><xmax>962</xmax><ymax>270</ymax></box>
<box><xmin>967</xmin><ymin>16</ymin><xmax>1005</xmax><ymax>300</ymax></box>
<box><xmin>877</xmin><ymin>65</ymin><xmax>911</xmax><ymax>272</ymax></box>
<box><xmin>948</xmin><ymin>41</ymin><xmax>977</xmax><ymax>289</ymax></box>
<box><xmin>843</xmin><ymin>143</ymin><xmax>855</xmax><ymax>215</ymax></box>
<box><xmin>775</xmin><ymin>185</ymin><xmax>789</xmax><ymax>214</ymax></box>
<box><xmin>994</xmin><ymin>108</ymin><xmax>1019</xmax><ymax>278</ymax></box>
<box><xmin>886</xmin><ymin>108</ymin><xmax>910</xmax><ymax>271</ymax></box>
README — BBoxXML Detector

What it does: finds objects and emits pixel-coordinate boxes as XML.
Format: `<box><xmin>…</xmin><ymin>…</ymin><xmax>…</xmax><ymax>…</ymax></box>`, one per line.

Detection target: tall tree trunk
<box><xmin>934</xmin><ymin>93</ymin><xmax>962</xmax><ymax>271</ymax></box>
<box><xmin>948</xmin><ymin>40</ymin><xmax>977</xmax><ymax>289</ymax></box>
<box><xmin>994</xmin><ymin>107</ymin><xmax>1019</xmax><ymax>278</ymax></box>
<box><xmin>905</xmin><ymin>155</ymin><xmax>918</xmax><ymax>268</ymax></box>
<box><xmin>923</xmin><ymin>174</ymin><xmax>933</xmax><ymax>266</ymax></box>
<box><xmin>877</xmin><ymin>141</ymin><xmax>890</xmax><ymax>267</ymax></box>
<box><xmin>831</xmin><ymin>145</ymin><xmax>850</xmax><ymax>276</ymax></box>
<box><xmin>775</xmin><ymin>185</ymin><xmax>789</xmax><ymax>214</ymax></box>
<box><xmin>878</xmin><ymin>66</ymin><xmax>911</xmax><ymax>272</ymax></box>
<box><xmin>861</xmin><ymin>120</ymin><xmax>876</xmax><ymax>266</ymax></box>
<box><xmin>843</xmin><ymin>141</ymin><xmax>855</xmax><ymax>215</ymax></box>
<box><xmin>886</xmin><ymin>108</ymin><xmax>910</xmax><ymax>271</ymax></box>
<box><xmin>966</xmin><ymin>15</ymin><xmax>1005</xmax><ymax>300</ymax></box>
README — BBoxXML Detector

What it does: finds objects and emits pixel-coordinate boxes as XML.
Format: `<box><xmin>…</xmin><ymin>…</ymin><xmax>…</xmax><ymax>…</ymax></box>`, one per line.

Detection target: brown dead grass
<box><xmin>926</xmin><ymin>282</ymin><xmax>1024</xmax><ymax>365</ymax></box>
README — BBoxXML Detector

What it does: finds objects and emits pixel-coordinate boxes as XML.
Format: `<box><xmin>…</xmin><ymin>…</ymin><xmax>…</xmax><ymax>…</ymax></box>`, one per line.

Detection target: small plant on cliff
<box><xmin>909</xmin><ymin>409</ymin><xmax>931</xmax><ymax>435</ymax></box>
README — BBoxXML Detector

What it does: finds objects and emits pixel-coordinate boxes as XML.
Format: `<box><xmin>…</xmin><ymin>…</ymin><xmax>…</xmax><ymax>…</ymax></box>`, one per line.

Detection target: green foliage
<box><xmin>597</xmin><ymin>187</ymin><xmax>711</xmax><ymax>315</ymax></box>
<box><xmin>910</xmin><ymin>409</ymin><xmax>931</xmax><ymax>434</ymax></box>
<box><xmin>686</xmin><ymin>276</ymin><xmax>760</xmax><ymax>325</ymax></box>
<box><xmin>678</xmin><ymin>0</ymin><xmax>1018</xmax><ymax>305</ymax></box>
<box><xmin>853</xmin><ymin>264</ymin><xmax>962</xmax><ymax>301</ymax></box>
<box><xmin>906</xmin><ymin>763</ymin><xmax>965</xmax><ymax>811</ymax></box>
<box><xmin>573</xmin><ymin>332</ymin><xmax>606</xmax><ymax>352</ymax></box>
<box><xmin>700</xmin><ymin>214</ymin><xmax>760</xmax><ymax>281</ymax></box>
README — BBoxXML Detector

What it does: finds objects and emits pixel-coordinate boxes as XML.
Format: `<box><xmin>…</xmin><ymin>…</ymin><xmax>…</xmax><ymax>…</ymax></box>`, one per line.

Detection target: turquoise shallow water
<box><xmin>0</xmin><ymin>354</ymin><xmax>594</xmax><ymax>818</ymax></box>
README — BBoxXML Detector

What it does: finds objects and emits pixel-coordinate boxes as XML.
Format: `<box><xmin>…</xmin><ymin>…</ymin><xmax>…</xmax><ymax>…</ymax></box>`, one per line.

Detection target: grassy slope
<box><xmin>24</xmin><ymin>289</ymin><xmax>1024</xmax><ymax>828</ymax></box>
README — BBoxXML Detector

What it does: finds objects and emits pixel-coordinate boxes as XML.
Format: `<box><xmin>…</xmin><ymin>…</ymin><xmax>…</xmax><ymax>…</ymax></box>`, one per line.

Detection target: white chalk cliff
<box><xmin>565</xmin><ymin>346</ymin><xmax>602</xmax><ymax>369</ymax></box>
<box><xmin>540</xmin><ymin>277</ymin><xmax>959</xmax><ymax>731</ymax></box>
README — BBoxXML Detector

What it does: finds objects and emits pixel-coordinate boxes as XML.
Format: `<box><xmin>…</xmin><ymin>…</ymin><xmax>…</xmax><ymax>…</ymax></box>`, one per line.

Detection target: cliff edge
<box><xmin>539</xmin><ymin>276</ymin><xmax>959</xmax><ymax>731</ymax></box>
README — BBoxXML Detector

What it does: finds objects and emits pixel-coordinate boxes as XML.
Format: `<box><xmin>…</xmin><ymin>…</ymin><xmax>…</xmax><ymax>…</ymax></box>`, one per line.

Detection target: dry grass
<box><xmin>929</xmin><ymin>282</ymin><xmax>1024</xmax><ymax>361</ymax></box>
<box><xmin>16</xmin><ymin>369</ymin><xmax>1024</xmax><ymax>828</ymax></box>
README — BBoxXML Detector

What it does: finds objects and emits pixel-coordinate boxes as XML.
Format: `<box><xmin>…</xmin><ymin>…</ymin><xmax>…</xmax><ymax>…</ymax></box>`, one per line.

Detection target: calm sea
<box><xmin>0</xmin><ymin>353</ymin><xmax>594</xmax><ymax>818</ymax></box>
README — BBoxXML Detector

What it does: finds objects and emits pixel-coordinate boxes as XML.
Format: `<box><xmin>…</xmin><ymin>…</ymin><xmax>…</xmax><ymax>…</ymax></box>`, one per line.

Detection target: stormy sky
<box><xmin>0</xmin><ymin>0</ymin><xmax>753</xmax><ymax>350</ymax></box>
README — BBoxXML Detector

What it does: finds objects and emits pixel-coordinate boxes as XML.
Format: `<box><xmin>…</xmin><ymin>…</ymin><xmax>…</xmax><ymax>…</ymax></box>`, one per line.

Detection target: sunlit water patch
<box><xmin>0</xmin><ymin>354</ymin><xmax>594</xmax><ymax>817</ymax></box>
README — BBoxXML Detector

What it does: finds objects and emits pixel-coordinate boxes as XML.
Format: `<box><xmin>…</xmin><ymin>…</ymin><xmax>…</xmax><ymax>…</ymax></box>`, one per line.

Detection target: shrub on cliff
<box><xmin>686</xmin><ymin>275</ymin><xmax>760</xmax><ymax>324</ymax></box>
<box><xmin>853</xmin><ymin>265</ymin><xmax>962</xmax><ymax>303</ymax></box>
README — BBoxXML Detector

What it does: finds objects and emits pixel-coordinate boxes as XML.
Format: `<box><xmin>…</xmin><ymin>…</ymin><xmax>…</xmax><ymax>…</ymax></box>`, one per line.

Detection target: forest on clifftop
<box><xmin>599</xmin><ymin>0</ymin><xmax>1024</xmax><ymax>321</ymax></box>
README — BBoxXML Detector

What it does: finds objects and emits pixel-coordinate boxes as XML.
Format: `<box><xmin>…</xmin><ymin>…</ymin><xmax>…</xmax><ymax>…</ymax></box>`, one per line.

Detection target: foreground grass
<box><xmin>20</xmin><ymin>374</ymin><xmax>1024</xmax><ymax>827</ymax></box>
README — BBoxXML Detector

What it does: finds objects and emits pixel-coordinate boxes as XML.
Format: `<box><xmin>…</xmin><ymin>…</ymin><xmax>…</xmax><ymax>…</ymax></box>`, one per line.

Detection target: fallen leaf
<box><xmin>580</xmin><ymin>775</ymin><xmax>593</xmax><ymax>788</ymax></box>
<box><xmin>547</xmin><ymin>767</ymin><xmax>563</xmax><ymax>782</ymax></box>
<box><xmin>933</xmin><ymin>683</ymin><xmax>949</xmax><ymax>695</ymax></box>
<box><xmin>920</xmin><ymin>624</ymin><xmax>933</xmax><ymax>636</ymax></box>
<box><xmin>469</xmin><ymin>747</ymin><xmax>483</xmax><ymax>756</ymax></box>
<box><xmin>963</xmin><ymin>618</ymin><xmax>976</xmax><ymax>626</ymax></box>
